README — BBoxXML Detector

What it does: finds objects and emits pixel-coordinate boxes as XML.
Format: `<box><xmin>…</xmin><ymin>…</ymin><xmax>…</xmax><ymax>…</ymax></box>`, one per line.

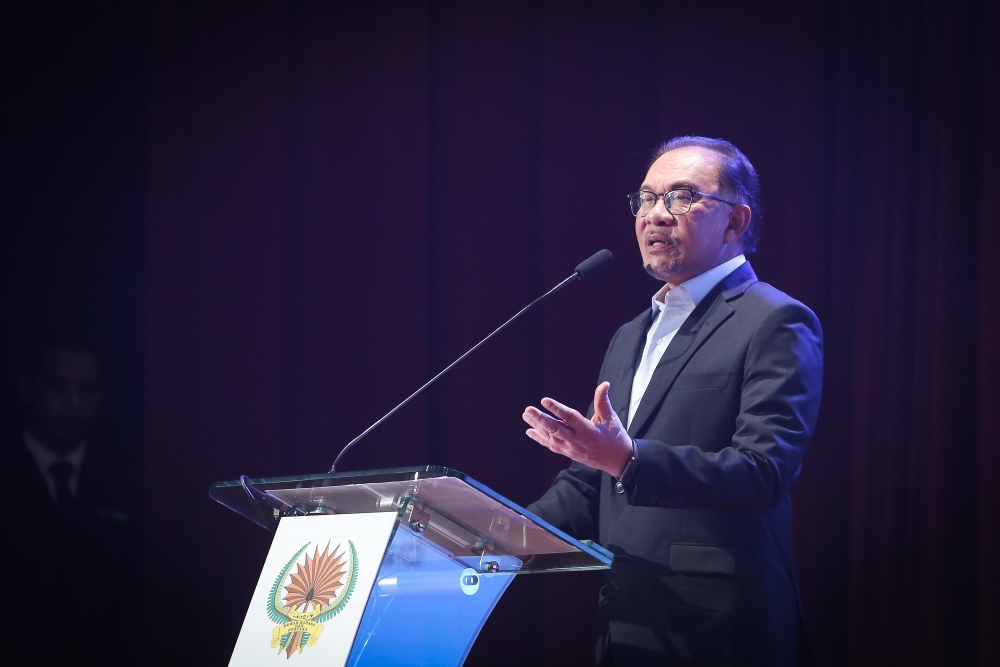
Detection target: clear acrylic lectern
<box><xmin>211</xmin><ymin>466</ymin><xmax>612</xmax><ymax>666</ymax></box>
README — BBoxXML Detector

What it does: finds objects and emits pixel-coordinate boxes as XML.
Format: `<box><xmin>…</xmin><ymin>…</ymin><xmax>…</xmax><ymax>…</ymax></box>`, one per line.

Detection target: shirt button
<box><xmin>615</xmin><ymin>481</ymin><xmax>625</xmax><ymax>494</ymax></box>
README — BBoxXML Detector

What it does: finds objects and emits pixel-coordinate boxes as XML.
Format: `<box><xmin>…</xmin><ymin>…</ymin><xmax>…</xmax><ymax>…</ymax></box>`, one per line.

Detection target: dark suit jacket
<box><xmin>1</xmin><ymin>433</ymin><xmax>141</xmax><ymax>665</ymax></box>
<box><xmin>528</xmin><ymin>262</ymin><xmax>823</xmax><ymax>666</ymax></box>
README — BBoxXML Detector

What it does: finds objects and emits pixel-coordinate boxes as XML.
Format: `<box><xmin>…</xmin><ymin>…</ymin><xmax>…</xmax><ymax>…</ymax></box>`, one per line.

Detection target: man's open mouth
<box><xmin>646</xmin><ymin>235</ymin><xmax>675</xmax><ymax>248</ymax></box>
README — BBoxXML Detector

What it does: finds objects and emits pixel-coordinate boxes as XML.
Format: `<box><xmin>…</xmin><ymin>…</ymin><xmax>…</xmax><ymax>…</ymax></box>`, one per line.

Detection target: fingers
<box><xmin>592</xmin><ymin>381</ymin><xmax>614</xmax><ymax>422</ymax></box>
<box><xmin>539</xmin><ymin>396</ymin><xmax>587</xmax><ymax>427</ymax></box>
<box><xmin>523</xmin><ymin>384</ymin><xmax>628</xmax><ymax>475</ymax></box>
<box><xmin>523</xmin><ymin>403</ymin><xmax>576</xmax><ymax>458</ymax></box>
<box><xmin>523</xmin><ymin>405</ymin><xmax>567</xmax><ymax>436</ymax></box>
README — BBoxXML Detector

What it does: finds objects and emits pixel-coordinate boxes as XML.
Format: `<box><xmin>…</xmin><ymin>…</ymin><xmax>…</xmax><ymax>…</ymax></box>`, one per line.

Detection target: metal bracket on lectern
<box><xmin>239</xmin><ymin>475</ymin><xmax>307</xmax><ymax>527</ymax></box>
<box><xmin>405</xmin><ymin>503</ymin><xmax>430</xmax><ymax>534</ymax></box>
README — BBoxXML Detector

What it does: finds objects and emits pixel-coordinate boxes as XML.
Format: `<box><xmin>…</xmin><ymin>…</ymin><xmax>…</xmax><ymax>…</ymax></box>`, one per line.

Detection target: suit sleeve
<box><xmin>628</xmin><ymin>301</ymin><xmax>823</xmax><ymax>514</ymax></box>
<box><xmin>525</xmin><ymin>460</ymin><xmax>601</xmax><ymax>541</ymax></box>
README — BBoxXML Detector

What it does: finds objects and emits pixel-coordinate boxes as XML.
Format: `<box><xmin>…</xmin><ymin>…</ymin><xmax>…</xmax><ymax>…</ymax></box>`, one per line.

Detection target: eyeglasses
<box><xmin>627</xmin><ymin>189</ymin><xmax>736</xmax><ymax>217</ymax></box>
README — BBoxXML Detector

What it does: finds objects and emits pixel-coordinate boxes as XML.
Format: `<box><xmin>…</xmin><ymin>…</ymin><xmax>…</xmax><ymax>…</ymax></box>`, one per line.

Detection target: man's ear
<box><xmin>725</xmin><ymin>204</ymin><xmax>752</xmax><ymax>244</ymax></box>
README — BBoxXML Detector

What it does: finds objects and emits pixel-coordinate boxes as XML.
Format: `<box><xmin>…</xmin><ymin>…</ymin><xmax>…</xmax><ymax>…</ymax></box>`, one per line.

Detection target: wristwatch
<box><xmin>614</xmin><ymin>439</ymin><xmax>638</xmax><ymax>494</ymax></box>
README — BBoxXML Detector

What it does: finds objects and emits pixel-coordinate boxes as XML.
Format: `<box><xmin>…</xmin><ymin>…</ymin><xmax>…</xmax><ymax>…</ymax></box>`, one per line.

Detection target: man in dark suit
<box><xmin>2</xmin><ymin>342</ymin><xmax>139</xmax><ymax>664</ymax></box>
<box><xmin>523</xmin><ymin>137</ymin><xmax>823</xmax><ymax>666</ymax></box>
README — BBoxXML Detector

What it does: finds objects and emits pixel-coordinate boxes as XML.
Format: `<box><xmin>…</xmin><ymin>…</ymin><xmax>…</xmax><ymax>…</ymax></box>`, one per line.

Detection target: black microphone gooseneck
<box><xmin>328</xmin><ymin>249</ymin><xmax>614</xmax><ymax>473</ymax></box>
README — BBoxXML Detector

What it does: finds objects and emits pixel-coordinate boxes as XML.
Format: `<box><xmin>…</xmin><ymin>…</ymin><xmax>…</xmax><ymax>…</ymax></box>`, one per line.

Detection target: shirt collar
<box><xmin>23</xmin><ymin>429</ymin><xmax>86</xmax><ymax>472</ymax></box>
<box><xmin>651</xmin><ymin>254</ymin><xmax>747</xmax><ymax>312</ymax></box>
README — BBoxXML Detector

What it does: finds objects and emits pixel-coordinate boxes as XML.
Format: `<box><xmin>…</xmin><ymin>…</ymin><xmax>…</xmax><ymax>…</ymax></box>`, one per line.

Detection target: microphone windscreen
<box><xmin>575</xmin><ymin>249</ymin><xmax>614</xmax><ymax>280</ymax></box>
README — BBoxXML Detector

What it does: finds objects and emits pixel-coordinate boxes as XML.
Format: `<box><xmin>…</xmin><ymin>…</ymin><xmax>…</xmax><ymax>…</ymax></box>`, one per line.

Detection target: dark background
<box><xmin>2</xmin><ymin>1</ymin><xmax>997</xmax><ymax>665</ymax></box>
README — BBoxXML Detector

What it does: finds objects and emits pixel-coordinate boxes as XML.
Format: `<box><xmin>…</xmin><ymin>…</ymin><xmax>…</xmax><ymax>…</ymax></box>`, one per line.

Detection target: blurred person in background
<box><xmin>2</xmin><ymin>339</ymin><xmax>139</xmax><ymax>664</ymax></box>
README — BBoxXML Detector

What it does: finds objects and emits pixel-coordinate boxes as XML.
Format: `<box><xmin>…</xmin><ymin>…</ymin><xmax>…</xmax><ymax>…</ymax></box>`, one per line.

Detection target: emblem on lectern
<box><xmin>266</xmin><ymin>540</ymin><xmax>358</xmax><ymax>658</ymax></box>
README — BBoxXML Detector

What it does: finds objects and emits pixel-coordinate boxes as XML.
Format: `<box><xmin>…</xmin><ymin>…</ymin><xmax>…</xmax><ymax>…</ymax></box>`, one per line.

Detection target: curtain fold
<box><xmin>145</xmin><ymin>1</ymin><xmax>997</xmax><ymax>664</ymax></box>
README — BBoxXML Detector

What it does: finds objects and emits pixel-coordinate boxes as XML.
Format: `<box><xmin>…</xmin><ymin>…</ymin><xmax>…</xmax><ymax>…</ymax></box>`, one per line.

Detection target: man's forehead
<box><xmin>641</xmin><ymin>146</ymin><xmax>722</xmax><ymax>190</ymax></box>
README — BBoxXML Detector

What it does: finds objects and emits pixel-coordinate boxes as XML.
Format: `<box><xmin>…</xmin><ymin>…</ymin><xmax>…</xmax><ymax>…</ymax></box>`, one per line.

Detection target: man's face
<box><xmin>21</xmin><ymin>348</ymin><xmax>103</xmax><ymax>453</ymax></box>
<box><xmin>635</xmin><ymin>146</ymin><xmax>740</xmax><ymax>287</ymax></box>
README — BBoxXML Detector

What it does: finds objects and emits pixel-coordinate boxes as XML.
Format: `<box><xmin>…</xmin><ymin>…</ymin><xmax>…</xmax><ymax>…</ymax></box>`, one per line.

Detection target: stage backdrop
<box><xmin>145</xmin><ymin>1</ymin><xmax>999</xmax><ymax>666</ymax></box>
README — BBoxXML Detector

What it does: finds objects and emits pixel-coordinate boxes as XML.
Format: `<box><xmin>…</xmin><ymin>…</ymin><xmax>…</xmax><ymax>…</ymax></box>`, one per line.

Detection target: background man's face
<box><xmin>635</xmin><ymin>146</ymin><xmax>737</xmax><ymax>287</ymax></box>
<box><xmin>22</xmin><ymin>348</ymin><xmax>103</xmax><ymax>453</ymax></box>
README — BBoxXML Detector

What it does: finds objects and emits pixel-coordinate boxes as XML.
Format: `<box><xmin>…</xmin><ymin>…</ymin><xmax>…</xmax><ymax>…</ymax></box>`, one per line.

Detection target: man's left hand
<box><xmin>523</xmin><ymin>381</ymin><xmax>633</xmax><ymax>477</ymax></box>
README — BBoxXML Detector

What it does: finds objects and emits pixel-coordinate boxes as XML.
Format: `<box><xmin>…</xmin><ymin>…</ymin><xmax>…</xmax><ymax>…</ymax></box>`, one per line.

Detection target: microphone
<box><xmin>574</xmin><ymin>248</ymin><xmax>613</xmax><ymax>281</ymax></box>
<box><xmin>329</xmin><ymin>249</ymin><xmax>614</xmax><ymax>472</ymax></box>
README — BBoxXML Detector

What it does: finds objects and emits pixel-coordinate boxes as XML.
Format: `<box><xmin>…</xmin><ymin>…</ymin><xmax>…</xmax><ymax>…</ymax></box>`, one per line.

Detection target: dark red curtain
<box><xmin>144</xmin><ymin>1</ymin><xmax>999</xmax><ymax>665</ymax></box>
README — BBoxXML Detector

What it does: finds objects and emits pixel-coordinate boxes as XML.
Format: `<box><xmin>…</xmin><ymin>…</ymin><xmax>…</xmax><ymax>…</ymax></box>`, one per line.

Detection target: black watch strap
<box><xmin>614</xmin><ymin>439</ymin><xmax>638</xmax><ymax>494</ymax></box>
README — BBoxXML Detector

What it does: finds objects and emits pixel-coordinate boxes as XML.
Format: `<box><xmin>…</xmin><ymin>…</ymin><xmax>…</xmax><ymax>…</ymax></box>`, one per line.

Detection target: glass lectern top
<box><xmin>210</xmin><ymin>466</ymin><xmax>612</xmax><ymax>574</ymax></box>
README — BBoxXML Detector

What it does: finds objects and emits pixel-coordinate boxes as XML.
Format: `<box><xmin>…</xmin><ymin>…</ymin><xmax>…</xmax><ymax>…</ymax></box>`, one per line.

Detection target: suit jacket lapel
<box><xmin>626</xmin><ymin>262</ymin><xmax>759</xmax><ymax>438</ymax></box>
<box><xmin>605</xmin><ymin>309</ymin><xmax>653</xmax><ymax>423</ymax></box>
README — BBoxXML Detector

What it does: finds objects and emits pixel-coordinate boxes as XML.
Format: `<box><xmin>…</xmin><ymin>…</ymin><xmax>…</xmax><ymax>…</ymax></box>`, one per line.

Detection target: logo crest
<box><xmin>266</xmin><ymin>540</ymin><xmax>358</xmax><ymax>658</ymax></box>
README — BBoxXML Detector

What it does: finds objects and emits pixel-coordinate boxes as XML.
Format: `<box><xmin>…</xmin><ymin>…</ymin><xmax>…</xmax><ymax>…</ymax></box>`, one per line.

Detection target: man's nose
<box><xmin>643</xmin><ymin>198</ymin><xmax>673</xmax><ymax>224</ymax></box>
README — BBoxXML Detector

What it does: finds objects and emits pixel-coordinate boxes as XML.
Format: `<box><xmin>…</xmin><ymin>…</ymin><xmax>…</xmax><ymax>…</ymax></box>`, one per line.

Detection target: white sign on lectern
<box><xmin>228</xmin><ymin>513</ymin><xmax>397</xmax><ymax>666</ymax></box>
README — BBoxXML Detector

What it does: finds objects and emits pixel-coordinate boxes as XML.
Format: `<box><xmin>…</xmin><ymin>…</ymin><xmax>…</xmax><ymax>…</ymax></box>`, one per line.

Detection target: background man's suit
<box><xmin>1</xmin><ymin>432</ymin><xmax>140</xmax><ymax>665</ymax></box>
<box><xmin>529</xmin><ymin>262</ymin><xmax>823</xmax><ymax>666</ymax></box>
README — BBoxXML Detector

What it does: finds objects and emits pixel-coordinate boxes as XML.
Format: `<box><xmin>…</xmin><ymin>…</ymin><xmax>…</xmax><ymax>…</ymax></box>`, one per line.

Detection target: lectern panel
<box><xmin>347</xmin><ymin>521</ymin><xmax>519</xmax><ymax>667</ymax></box>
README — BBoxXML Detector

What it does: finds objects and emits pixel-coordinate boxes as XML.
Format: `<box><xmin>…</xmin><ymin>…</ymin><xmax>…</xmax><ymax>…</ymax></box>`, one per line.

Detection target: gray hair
<box><xmin>654</xmin><ymin>136</ymin><xmax>762</xmax><ymax>253</ymax></box>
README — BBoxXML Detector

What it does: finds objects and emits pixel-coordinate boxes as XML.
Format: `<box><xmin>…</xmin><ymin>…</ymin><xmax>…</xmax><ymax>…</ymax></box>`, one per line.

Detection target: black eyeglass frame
<box><xmin>627</xmin><ymin>189</ymin><xmax>737</xmax><ymax>217</ymax></box>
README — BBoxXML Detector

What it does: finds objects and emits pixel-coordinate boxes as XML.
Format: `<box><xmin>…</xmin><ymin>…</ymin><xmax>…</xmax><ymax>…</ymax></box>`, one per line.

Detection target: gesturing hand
<box><xmin>522</xmin><ymin>381</ymin><xmax>633</xmax><ymax>477</ymax></box>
